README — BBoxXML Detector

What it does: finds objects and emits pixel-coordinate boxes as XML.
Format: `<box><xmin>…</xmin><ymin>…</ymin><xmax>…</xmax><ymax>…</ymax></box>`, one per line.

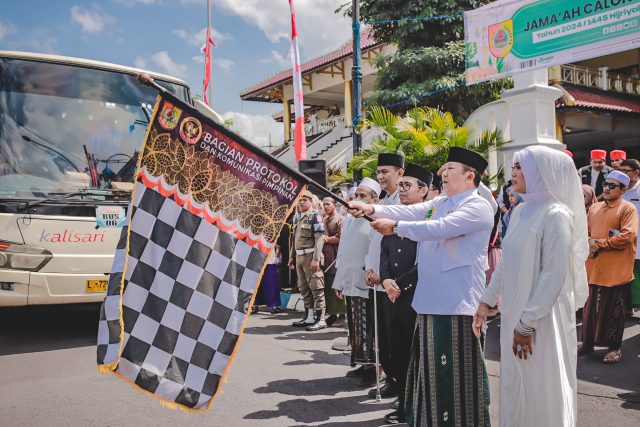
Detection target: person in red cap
<box><xmin>562</xmin><ymin>149</ymin><xmax>573</xmax><ymax>158</ymax></box>
<box><xmin>610</xmin><ymin>150</ymin><xmax>627</xmax><ymax>171</ymax></box>
<box><xmin>579</xmin><ymin>149</ymin><xmax>612</xmax><ymax>200</ymax></box>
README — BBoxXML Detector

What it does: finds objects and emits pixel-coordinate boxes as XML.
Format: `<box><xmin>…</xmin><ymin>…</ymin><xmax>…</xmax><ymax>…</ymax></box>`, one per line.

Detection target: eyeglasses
<box><xmin>620</xmin><ymin>168</ymin><xmax>637</xmax><ymax>173</ymax></box>
<box><xmin>603</xmin><ymin>182</ymin><xmax>623</xmax><ymax>190</ymax></box>
<box><xmin>398</xmin><ymin>181</ymin><xmax>426</xmax><ymax>191</ymax></box>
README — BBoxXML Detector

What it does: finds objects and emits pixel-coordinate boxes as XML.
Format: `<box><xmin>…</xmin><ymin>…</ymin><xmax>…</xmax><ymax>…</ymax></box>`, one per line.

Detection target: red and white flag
<box><xmin>201</xmin><ymin>29</ymin><xmax>216</xmax><ymax>105</ymax></box>
<box><xmin>288</xmin><ymin>0</ymin><xmax>307</xmax><ymax>162</ymax></box>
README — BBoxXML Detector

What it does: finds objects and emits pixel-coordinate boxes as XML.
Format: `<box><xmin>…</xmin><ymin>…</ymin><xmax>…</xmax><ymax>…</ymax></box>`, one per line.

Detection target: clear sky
<box><xmin>0</xmin><ymin>0</ymin><xmax>352</xmax><ymax>146</ymax></box>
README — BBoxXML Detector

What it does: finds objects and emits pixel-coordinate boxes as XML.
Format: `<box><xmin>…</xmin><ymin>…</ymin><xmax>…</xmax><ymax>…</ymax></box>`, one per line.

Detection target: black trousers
<box><xmin>384</xmin><ymin>297</ymin><xmax>416</xmax><ymax>416</ymax></box>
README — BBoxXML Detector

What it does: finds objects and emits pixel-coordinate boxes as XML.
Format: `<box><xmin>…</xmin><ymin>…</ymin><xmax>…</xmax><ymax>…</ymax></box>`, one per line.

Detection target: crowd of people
<box><xmin>253</xmin><ymin>146</ymin><xmax>639</xmax><ymax>426</ymax></box>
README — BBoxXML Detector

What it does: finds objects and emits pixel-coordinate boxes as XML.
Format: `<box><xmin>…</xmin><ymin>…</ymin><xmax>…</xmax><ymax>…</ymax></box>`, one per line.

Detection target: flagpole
<box><xmin>136</xmin><ymin>73</ymin><xmax>373</xmax><ymax>222</ymax></box>
<box><xmin>373</xmin><ymin>285</ymin><xmax>382</xmax><ymax>402</ymax></box>
<box><xmin>207</xmin><ymin>0</ymin><xmax>212</xmax><ymax>106</ymax></box>
<box><xmin>351</xmin><ymin>0</ymin><xmax>362</xmax><ymax>182</ymax></box>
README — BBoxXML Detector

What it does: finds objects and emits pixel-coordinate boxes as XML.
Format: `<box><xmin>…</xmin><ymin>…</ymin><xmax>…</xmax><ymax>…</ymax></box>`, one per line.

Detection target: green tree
<box><xmin>359</xmin><ymin>0</ymin><xmax>512</xmax><ymax>120</ymax></box>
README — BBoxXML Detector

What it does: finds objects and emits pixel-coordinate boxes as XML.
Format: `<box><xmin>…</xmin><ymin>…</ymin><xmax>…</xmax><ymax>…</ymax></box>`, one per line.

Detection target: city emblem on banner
<box><xmin>179</xmin><ymin>116</ymin><xmax>203</xmax><ymax>144</ymax></box>
<box><xmin>158</xmin><ymin>101</ymin><xmax>182</xmax><ymax>130</ymax></box>
<box><xmin>488</xmin><ymin>20</ymin><xmax>513</xmax><ymax>58</ymax></box>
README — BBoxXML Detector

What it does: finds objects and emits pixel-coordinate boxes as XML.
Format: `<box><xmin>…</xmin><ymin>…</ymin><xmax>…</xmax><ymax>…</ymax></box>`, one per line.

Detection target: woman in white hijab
<box><xmin>473</xmin><ymin>145</ymin><xmax>589</xmax><ymax>427</ymax></box>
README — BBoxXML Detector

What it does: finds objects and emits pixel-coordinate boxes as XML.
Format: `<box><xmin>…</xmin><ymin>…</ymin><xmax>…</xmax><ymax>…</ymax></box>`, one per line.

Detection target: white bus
<box><xmin>0</xmin><ymin>51</ymin><xmax>207</xmax><ymax>306</ymax></box>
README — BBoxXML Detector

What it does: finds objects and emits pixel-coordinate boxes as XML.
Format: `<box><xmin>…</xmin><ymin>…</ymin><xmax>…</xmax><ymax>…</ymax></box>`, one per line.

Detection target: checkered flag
<box><xmin>97</xmin><ymin>92</ymin><xmax>304</xmax><ymax>411</ymax></box>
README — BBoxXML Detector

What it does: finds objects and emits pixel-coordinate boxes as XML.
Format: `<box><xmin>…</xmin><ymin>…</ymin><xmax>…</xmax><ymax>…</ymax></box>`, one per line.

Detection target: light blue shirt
<box><xmin>622</xmin><ymin>179</ymin><xmax>640</xmax><ymax>259</ymax></box>
<box><xmin>372</xmin><ymin>188</ymin><xmax>494</xmax><ymax>316</ymax></box>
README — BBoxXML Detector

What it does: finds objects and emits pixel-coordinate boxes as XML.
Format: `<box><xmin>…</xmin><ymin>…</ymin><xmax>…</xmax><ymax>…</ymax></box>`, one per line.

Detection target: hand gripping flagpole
<box><xmin>137</xmin><ymin>73</ymin><xmax>375</xmax><ymax>223</ymax></box>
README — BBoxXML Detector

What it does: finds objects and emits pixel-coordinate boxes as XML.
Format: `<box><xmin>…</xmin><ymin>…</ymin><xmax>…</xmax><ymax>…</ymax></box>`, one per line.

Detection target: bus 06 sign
<box><xmin>95</xmin><ymin>206</ymin><xmax>126</xmax><ymax>228</ymax></box>
<box><xmin>464</xmin><ymin>0</ymin><xmax>640</xmax><ymax>84</ymax></box>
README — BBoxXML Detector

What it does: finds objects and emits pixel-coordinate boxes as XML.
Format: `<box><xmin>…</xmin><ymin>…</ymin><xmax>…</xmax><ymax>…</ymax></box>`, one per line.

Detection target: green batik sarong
<box><xmin>405</xmin><ymin>314</ymin><xmax>491</xmax><ymax>427</ymax></box>
<box><xmin>631</xmin><ymin>260</ymin><xmax>640</xmax><ymax>307</ymax></box>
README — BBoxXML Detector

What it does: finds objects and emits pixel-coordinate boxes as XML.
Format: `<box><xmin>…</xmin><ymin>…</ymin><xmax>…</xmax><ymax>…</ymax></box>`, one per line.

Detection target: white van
<box><xmin>0</xmin><ymin>51</ymin><xmax>194</xmax><ymax>306</ymax></box>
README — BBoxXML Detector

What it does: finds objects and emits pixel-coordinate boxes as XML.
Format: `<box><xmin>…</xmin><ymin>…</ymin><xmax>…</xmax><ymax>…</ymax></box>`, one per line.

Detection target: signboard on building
<box><xmin>464</xmin><ymin>0</ymin><xmax>640</xmax><ymax>84</ymax></box>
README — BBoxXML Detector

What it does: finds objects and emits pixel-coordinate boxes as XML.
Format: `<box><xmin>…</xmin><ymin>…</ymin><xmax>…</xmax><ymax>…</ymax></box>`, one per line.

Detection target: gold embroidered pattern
<box><xmin>141</xmin><ymin>129</ymin><xmax>290</xmax><ymax>243</ymax></box>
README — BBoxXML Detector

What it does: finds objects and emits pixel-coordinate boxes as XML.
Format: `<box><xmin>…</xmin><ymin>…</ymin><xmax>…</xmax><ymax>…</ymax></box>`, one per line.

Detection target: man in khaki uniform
<box><xmin>289</xmin><ymin>190</ymin><xmax>326</xmax><ymax>330</ymax></box>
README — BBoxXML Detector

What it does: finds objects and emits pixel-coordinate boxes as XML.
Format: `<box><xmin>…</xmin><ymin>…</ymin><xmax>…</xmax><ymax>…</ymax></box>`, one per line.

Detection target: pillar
<box><xmin>599</xmin><ymin>66</ymin><xmax>609</xmax><ymax>90</ymax></box>
<box><xmin>283</xmin><ymin>99</ymin><xmax>291</xmax><ymax>143</ymax></box>
<box><xmin>344</xmin><ymin>80</ymin><xmax>352</xmax><ymax>128</ymax></box>
<box><xmin>499</xmin><ymin>69</ymin><xmax>564</xmax><ymax>170</ymax></box>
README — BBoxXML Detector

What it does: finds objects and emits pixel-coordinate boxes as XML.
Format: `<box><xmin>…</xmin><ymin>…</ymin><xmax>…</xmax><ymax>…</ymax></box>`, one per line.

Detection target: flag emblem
<box><xmin>158</xmin><ymin>101</ymin><xmax>182</xmax><ymax>130</ymax></box>
<box><xmin>179</xmin><ymin>117</ymin><xmax>203</xmax><ymax>145</ymax></box>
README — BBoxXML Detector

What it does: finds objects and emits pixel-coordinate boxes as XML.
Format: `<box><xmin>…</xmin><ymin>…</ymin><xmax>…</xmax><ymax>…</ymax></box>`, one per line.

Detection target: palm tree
<box><xmin>328</xmin><ymin>106</ymin><xmax>506</xmax><ymax>188</ymax></box>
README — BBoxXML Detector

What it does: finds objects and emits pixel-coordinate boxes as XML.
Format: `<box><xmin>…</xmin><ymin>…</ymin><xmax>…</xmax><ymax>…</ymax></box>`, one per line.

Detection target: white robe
<box><xmin>481</xmin><ymin>200</ymin><xmax>578</xmax><ymax>427</ymax></box>
<box><xmin>332</xmin><ymin>215</ymin><xmax>371</xmax><ymax>298</ymax></box>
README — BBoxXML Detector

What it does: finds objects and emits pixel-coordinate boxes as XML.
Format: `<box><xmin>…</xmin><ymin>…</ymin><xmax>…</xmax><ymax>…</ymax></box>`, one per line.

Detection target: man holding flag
<box><xmin>349</xmin><ymin>148</ymin><xmax>494</xmax><ymax>426</ymax></box>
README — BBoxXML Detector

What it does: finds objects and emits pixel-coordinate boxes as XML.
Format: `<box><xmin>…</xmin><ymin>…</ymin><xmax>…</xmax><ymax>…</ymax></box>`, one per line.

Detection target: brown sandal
<box><xmin>602</xmin><ymin>349</ymin><xmax>622</xmax><ymax>364</ymax></box>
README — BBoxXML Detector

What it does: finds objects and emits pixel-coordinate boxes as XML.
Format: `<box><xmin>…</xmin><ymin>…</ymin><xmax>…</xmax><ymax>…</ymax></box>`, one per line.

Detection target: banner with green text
<box><xmin>464</xmin><ymin>0</ymin><xmax>640</xmax><ymax>84</ymax></box>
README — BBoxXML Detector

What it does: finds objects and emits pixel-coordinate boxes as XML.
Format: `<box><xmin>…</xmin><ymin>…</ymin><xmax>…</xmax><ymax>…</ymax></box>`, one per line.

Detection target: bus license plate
<box><xmin>86</xmin><ymin>279</ymin><xmax>108</xmax><ymax>293</ymax></box>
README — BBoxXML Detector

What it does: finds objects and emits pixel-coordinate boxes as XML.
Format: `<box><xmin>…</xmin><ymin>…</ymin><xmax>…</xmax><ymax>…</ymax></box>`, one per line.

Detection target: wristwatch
<box><xmin>392</xmin><ymin>222</ymin><xmax>398</xmax><ymax>235</ymax></box>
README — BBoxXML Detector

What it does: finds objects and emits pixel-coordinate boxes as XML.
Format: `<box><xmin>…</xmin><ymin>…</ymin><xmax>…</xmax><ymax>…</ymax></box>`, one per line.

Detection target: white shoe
<box><xmin>307</xmin><ymin>309</ymin><xmax>327</xmax><ymax>331</ymax></box>
<box><xmin>292</xmin><ymin>309</ymin><xmax>315</xmax><ymax>327</ymax></box>
<box><xmin>307</xmin><ymin>319</ymin><xmax>327</xmax><ymax>331</ymax></box>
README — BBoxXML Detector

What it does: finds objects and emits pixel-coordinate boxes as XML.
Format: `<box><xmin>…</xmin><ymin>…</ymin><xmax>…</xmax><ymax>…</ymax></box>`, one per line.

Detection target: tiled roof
<box><xmin>558</xmin><ymin>84</ymin><xmax>640</xmax><ymax>114</ymax></box>
<box><xmin>240</xmin><ymin>28</ymin><xmax>379</xmax><ymax>99</ymax></box>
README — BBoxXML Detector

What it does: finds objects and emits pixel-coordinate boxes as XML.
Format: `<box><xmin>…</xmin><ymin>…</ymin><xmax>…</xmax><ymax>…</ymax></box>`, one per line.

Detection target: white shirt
<box><xmin>373</xmin><ymin>188</ymin><xmax>494</xmax><ymax>316</ymax></box>
<box><xmin>365</xmin><ymin>190</ymin><xmax>400</xmax><ymax>292</ymax></box>
<box><xmin>478</xmin><ymin>182</ymin><xmax>498</xmax><ymax>214</ymax></box>
<box><xmin>442</xmin><ymin>183</ymin><xmax>498</xmax><ymax>214</ymax></box>
<box><xmin>332</xmin><ymin>215</ymin><xmax>371</xmax><ymax>298</ymax></box>
<box><xmin>622</xmin><ymin>179</ymin><xmax>640</xmax><ymax>259</ymax></box>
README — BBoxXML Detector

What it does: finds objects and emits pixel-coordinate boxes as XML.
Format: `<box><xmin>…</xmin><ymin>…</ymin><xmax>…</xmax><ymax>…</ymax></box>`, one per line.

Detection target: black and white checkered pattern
<box><xmin>98</xmin><ymin>180</ymin><xmax>267</xmax><ymax>409</ymax></box>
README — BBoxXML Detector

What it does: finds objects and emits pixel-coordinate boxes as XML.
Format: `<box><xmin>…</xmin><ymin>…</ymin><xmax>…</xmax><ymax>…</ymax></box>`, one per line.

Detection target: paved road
<box><xmin>0</xmin><ymin>304</ymin><xmax>639</xmax><ymax>426</ymax></box>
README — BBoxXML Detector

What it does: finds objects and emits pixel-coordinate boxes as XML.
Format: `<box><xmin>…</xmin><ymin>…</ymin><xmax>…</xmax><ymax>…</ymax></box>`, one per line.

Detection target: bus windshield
<box><xmin>0</xmin><ymin>57</ymin><xmax>190</xmax><ymax>200</ymax></box>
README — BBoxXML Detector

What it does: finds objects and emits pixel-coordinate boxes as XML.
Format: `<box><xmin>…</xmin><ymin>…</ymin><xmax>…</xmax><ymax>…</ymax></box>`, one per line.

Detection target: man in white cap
<box><xmin>333</xmin><ymin>178</ymin><xmax>381</xmax><ymax>385</ymax></box>
<box><xmin>349</xmin><ymin>147</ymin><xmax>494</xmax><ymax>426</ymax></box>
<box><xmin>580</xmin><ymin>170</ymin><xmax>638</xmax><ymax>364</ymax></box>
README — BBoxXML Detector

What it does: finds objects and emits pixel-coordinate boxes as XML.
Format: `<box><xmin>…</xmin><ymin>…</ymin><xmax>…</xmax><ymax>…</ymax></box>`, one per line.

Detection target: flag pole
<box><xmin>372</xmin><ymin>285</ymin><xmax>382</xmax><ymax>402</ymax></box>
<box><xmin>136</xmin><ymin>73</ymin><xmax>374</xmax><ymax>222</ymax></box>
<box><xmin>351</xmin><ymin>0</ymin><xmax>362</xmax><ymax>182</ymax></box>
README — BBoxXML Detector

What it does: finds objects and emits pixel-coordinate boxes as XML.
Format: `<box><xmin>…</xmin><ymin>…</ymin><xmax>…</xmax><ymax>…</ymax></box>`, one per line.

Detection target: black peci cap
<box><xmin>377</xmin><ymin>153</ymin><xmax>405</xmax><ymax>168</ymax></box>
<box><xmin>403</xmin><ymin>163</ymin><xmax>433</xmax><ymax>186</ymax></box>
<box><xmin>447</xmin><ymin>147</ymin><xmax>488</xmax><ymax>175</ymax></box>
